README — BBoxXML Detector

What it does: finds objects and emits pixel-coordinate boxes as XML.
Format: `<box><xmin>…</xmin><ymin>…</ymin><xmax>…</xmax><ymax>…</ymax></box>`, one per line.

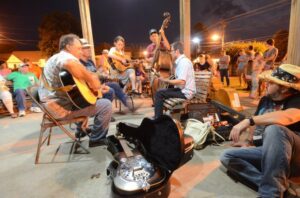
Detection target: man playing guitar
<box><xmin>42</xmin><ymin>34</ymin><xmax>112</xmax><ymax>147</ymax></box>
<box><xmin>154</xmin><ymin>42</ymin><xmax>196</xmax><ymax>119</ymax></box>
<box><xmin>79</xmin><ymin>38</ymin><xmax>140</xmax><ymax>114</ymax></box>
<box><xmin>108</xmin><ymin>36</ymin><xmax>139</xmax><ymax>95</ymax></box>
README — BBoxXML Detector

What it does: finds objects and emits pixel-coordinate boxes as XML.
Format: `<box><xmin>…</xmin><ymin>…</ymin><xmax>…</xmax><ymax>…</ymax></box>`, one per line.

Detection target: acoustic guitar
<box><xmin>59</xmin><ymin>70</ymin><xmax>102</xmax><ymax>109</ymax></box>
<box><xmin>108</xmin><ymin>52</ymin><xmax>143</xmax><ymax>73</ymax></box>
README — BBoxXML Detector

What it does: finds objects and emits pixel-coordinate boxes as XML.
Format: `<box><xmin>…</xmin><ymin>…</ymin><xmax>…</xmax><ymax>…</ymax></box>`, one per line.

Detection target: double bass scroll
<box><xmin>150</xmin><ymin>12</ymin><xmax>172</xmax><ymax>75</ymax></box>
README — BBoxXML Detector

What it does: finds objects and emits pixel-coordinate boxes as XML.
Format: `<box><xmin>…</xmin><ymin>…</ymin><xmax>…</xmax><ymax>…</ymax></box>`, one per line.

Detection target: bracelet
<box><xmin>248</xmin><ymin>117</ymin><xmax>255</xmax><ymax>126</ymax></box>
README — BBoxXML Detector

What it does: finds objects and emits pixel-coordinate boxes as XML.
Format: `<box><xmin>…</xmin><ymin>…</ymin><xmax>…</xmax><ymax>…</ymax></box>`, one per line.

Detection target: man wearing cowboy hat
<box><xmin>220</xmin><ymin>64</ymin><xmax>300</xmax><ymax>197</ymax></box>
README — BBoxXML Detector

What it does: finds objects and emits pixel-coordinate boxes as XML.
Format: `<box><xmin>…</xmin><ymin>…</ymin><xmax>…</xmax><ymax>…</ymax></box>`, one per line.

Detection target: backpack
<box><xmin>184</xmin><ymin>119</ymin><xmax>225</xmax><ymax>150</ymax></box>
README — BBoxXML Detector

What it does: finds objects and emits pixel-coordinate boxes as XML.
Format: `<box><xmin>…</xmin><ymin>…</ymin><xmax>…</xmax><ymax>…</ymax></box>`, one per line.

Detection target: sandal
<box><xmin>10</xmin><ymin>113</ymin><xmax>18</xmax><ymax>118</ymax></box>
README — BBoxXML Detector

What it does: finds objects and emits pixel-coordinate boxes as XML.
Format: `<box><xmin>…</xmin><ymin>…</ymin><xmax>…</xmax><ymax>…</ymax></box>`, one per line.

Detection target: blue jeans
<box><xmin>220</xmin><ymin>125</ymin><xmax>300</xmax><ymax>198</ymax></box>
<box><xmin>14</xmin><ymin>89</ymin><xmax>37</xmax><ymax>111</ymax></box>
<box><xmin>62</xmin><ymin>99</ymin><xmax>112</xmax><ymax>141</ymax></box>
<box><xmin>220</xmin><ymin>68</ymin><xmax>230</xmax><ymax>86</ymax></box>
<box><xmin>104</xmin><ymin>82</ymin><xmax>128</xmax><ymax>106</ymax></box>
<box><xmin>154</xmin><ymin>88</ymin><xmax>186</xmax><ymax>119</ymax></box>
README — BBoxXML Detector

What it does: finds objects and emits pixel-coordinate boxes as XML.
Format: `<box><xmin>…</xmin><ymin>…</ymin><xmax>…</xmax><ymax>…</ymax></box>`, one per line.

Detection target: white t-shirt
<box><xmin>174</xmin><ymin>54</ymin><xmax>196</xmax><ymax>99</ymax></box>
<box><xmin>41</xmin><ymin>50</ymin><xmax>80</xmax><ymax>107</ymax></box>
<box><xmin>108</xmin><ymin>47</ymin><xmax>125</xmax><ymax>56</ymax></box>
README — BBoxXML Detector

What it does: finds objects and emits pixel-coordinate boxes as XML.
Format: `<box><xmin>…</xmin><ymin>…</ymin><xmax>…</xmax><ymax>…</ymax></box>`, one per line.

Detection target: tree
<box><xmin>273</xmin><ymin>30</ymin><xmax>289</xmax><ymax>62</ymax></box>
<box><xmin>38</xmin><ymin>11</ymin><xmax>82</xmax><ymax>57</ymax></box>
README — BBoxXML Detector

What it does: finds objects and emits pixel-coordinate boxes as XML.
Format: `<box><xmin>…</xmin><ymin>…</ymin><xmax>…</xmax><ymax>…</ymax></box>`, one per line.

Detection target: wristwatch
<box><xmin>248</xmin><ymin>117</ymin><xmax>255</xmax><ymax>126</ymax></box>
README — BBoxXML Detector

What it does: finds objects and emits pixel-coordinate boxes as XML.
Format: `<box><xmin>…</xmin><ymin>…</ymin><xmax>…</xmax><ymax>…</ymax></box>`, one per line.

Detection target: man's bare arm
<box><xmin>63</xmin><ymin>60</ymin><xmax>100</xmax><ymax>92</ymax></box>
<box><xmin>230</xmin><ymin>108</ymin><xmax>300</xmax><ymax>142</ymax></box>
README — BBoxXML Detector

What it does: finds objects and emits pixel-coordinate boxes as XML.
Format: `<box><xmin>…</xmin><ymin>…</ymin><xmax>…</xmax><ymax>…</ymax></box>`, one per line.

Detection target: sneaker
<box><xmin>75</xmin><ymin>128</ymin><xmax>92</xmax><ymax>139</ymax></box>
<box><xmin>89</xmin><ymin>138</ymin><xmax>108</xmax><ymax>147</ymax></box>
<box><xmin>18</xmin><ymin>110</ymin><xmax>26</xmax><ymax>117</ymax></box>
<box><xmin>130</xmin><ymin>90</ymin><xmax>141</xmax><ymax>96</ymax></box>
<box><xmin>30</xmin><ymin>107</ymin><xmax>42</xmax><ymax>113</ymax></box>
<box><xmin>110</xmin><ymin>117</ymin><xmax>116</xmax><ymax>122</ymax></box>
<box><xmin>127</xmin><ymin>100</ymin><xmax>142</xmax><ymax>113</ymax></box>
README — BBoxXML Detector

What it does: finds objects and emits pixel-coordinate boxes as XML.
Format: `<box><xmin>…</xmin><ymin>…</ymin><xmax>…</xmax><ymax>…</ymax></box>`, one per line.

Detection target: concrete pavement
<box><xmin>0</xmin><ymin>78</ymin><xmax>259</xmax><ymax>198</ymax></box>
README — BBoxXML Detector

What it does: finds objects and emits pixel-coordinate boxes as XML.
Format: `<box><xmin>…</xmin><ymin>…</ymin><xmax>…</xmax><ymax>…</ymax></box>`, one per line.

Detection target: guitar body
<box><xmin>108</xmin><ymin>52</ymin><xmax>133</xmax><ymax>73</ymax></box>
<box><xmin>59</xmin><ymin>70</ymin><xmax>102</xmax><ymax>109</ymax></box>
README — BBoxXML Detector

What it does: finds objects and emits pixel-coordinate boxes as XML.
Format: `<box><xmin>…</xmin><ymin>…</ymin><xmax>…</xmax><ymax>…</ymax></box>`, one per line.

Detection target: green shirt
<box><xmin>6</xmin><ymin>72</ymin><xmax>38</xmax><ymax>91</ymax></box>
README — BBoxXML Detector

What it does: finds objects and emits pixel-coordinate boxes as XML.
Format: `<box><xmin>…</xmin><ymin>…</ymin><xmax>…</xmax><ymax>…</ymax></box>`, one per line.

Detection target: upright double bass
<box><xmin>150</xmin><ymin>12</ymin><xmax>172</xmax><ymax>76</ymax></box>
<box><xmin>150</xmin><ymin>12</ymin><xmax>173</xmax><ymax>103</ymax></box>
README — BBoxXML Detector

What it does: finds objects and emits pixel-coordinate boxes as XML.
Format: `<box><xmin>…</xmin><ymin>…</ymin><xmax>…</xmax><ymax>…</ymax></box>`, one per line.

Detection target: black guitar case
<box><xmin>106</xmin><ymin>115</ymin><xmax>194</xmax><ymax>197</ymax></box>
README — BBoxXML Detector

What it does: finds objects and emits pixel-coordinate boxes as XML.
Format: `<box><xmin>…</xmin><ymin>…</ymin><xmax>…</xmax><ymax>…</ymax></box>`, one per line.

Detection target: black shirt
<box><xmin>254</xmin><ymin>93</ymin><xmax>300</xmax><ymax>132</ymax></box>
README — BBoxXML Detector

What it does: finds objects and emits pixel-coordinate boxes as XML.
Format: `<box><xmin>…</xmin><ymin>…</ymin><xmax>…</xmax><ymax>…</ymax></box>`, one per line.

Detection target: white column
<box><xmin>78</xmin><ymin>0</ymin><xmax>95</xmax><ymax>61</ymax></box>
<box><xmin>287</xmin><ymin>0</ymin><xmax>300</xmax><ymax>66</ymax></box>
<box><xmin>179</xmin><ymin>0</ymin><xmax>191</xmax><ymax>58</ymax></box>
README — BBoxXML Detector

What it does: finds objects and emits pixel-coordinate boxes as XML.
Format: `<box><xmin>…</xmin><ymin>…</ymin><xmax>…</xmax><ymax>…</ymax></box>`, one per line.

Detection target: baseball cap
<box><xmin>102</xmin><ymin>49</ymin><xmax>109</xmax><ymax>54</ymax></box>
<box><xmin>149</xmin><ymin>29</ymin><xmax>158</xmax><ymax>36</ymax></box>
<box><xmin>80</xmin><ymin>38</ymin><xmax>92</xmax><ymax>48</ymax></box>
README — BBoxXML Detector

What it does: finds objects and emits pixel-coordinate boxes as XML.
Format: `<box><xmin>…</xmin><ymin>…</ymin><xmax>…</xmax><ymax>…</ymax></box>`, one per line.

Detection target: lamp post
<box><xmin>192</xmin><ymin>37</ymin><xmax>201</xmax><ymax>55</ymax></box>
<box><xmin>211</xmin><ymin>33</ymin><xmax>222</xmax><ymax>55</ymax></box>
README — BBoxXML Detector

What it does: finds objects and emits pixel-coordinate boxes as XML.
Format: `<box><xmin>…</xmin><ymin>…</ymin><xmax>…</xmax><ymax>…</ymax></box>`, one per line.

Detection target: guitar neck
<box><xmin>119</xmin><ymin>138</ymin><xmax>134</xmax><ymax>157</ymax></box>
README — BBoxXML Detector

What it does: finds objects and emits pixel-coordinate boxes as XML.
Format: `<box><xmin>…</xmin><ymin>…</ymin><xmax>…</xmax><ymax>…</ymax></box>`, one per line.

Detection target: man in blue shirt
<box><xmin>79</xmin><ymin>39</ymin><xmax>140</xmax><ymax>116</ymax></box>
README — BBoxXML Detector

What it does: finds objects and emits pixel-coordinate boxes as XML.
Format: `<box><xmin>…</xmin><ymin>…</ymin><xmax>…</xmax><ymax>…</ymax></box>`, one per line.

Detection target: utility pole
<box><xmin>78</xmin><ymin>0</ymin><xmax>95</xmax><ymax>62</ymax></box>
<box><xmin>220</xmin><ymin>20</ymin><xmax>226</xmax><ymax>53</ymax></box>
<box><xmin>287</xmin><ymin>0</ymin><xmax>300</xmax><ymax>66</ymax></box>
<box><xmin>179</xmin><ymin>0</ymin><xmax>191</xmax><ymax>58</ymax></box>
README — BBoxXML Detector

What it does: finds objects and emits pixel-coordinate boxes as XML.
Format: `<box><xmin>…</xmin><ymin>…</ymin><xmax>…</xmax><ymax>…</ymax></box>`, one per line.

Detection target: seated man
<box><xmin>6</xmin><ymin>63</ymin><xmax>41</xmax><ymax>117</ymax></box>
<box><xmin>0</xmin><ymin>74</ymin><xmax>17</xmax><ymax>118</ymax></box>
<box><xmin>220</xmin><ymin>64</ymin><xmax>300</xmax><ymax>197</ymax></box>
<box><xmin>154</xmin><ymin>41</ymin><xmax>196</xmax><ymax>119</ymax></box>
<box><xmin>41</xmin><ymin>34</ymin><xmax>112</xmax><ymax>147</ymax></box>
<box><xmin>79</xmin><ymin>38</ymin><xmax>140</xmax><ymax>113</ymax></box>
<box><xmin>108</xmin><ymin>36</ymin><xmax>139</xmax><ymax>95</ymax></box>
<box><xmin>0</xmin><ymin>60</ymin><xmax>12</xmax><ymax>77</ymax></box>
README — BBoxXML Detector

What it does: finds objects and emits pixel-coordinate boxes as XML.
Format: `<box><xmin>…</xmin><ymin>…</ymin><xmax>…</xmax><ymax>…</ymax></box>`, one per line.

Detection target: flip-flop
<box><xmin>10</xmin><ymin>113</ymin><xmax>18</xmax><ymax>118</ymax></box>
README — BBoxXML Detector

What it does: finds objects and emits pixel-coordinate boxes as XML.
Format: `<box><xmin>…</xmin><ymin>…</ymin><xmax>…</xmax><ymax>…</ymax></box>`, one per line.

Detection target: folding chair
<box><xmin>26</xmin><ymin>87</ymin><xmax>90</xmax><ymax>164</ymax></box>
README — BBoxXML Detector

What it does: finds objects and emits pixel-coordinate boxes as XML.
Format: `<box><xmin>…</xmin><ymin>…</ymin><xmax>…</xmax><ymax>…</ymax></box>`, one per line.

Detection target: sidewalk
<box><xmin>0</xmin><ymin>84</ymin><xmax>258</xmax><ymax>198</ymax></box>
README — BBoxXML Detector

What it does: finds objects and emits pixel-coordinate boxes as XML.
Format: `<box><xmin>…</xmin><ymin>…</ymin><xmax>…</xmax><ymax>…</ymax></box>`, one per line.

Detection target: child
<box><xmin>135</xmin><ymin>63</ymin><xmax>146</xmax><ymax>96</ymax></box>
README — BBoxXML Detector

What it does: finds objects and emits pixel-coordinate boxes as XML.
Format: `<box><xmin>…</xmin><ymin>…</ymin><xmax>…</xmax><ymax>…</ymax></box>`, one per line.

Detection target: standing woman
<box><xmin>250</xmin><ymin>52</ymin><xmax>265</xmax><ymax>98</ymax></box>
<box><xmin>236</xmin><ymin>49</ymin><xmax>249</xmax><ymax>87</ymax></box>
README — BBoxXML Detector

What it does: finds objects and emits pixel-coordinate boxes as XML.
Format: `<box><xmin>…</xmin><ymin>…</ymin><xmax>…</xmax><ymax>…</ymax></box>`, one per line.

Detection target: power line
<box><xmin>225</xmin><ymin>0</ymin><xmax>290</xmax><ymax>23</ymax></box>
<box><xmin>205</xmin><ymin>0</ymin><xmax>290</xmax><ymax>31</ymax></box>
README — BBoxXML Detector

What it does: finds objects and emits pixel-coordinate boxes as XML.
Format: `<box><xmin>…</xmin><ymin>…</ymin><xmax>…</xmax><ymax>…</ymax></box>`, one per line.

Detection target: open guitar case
<box><xmin>106</xmin><ymin>115</ymin><xmax>194</xmax><ymax>197</ymax></box>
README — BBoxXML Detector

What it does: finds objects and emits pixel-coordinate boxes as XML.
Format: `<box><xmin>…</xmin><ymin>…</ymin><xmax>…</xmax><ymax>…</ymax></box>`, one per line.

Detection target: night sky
<box><xmin>0</xmin><ymin>0</ymin><xmax>291</xmax><ymax>51</ymax></box>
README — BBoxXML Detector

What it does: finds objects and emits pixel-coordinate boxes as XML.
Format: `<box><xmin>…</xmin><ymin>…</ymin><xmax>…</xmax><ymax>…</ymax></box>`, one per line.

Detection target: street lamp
<box><xmin>192</xmin><ymin>37</ymin><xmax>201</xmax><ymax>54</ymax></box>
<box><xmin>211</xmin><ymin>34</ymin><xmax>220</xmax><ymax>41</ymax></box>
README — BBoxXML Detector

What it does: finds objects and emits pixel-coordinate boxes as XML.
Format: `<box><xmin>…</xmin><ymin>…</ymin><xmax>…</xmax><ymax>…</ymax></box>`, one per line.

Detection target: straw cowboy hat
<box><xmin>259</xmin><ymin>64</ymin><xmax>300</xmax><ymax>91</ymax></box>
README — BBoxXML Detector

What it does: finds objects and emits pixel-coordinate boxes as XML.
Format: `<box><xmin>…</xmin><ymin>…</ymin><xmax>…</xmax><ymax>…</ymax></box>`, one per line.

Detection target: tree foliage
<box><xmin>38</xmin><ymin>11</ymin><xmax>82</xmax><ymax>57</ymax></box>
<box><xmin>273</xmin><ymin>29</ymin><xmax>288</xmax><ymax>62</ymax></box>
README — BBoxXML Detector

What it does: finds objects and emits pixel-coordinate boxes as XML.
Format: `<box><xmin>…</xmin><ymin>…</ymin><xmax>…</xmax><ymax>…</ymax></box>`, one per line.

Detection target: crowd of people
<box><xmin>0</xmin><ymin>30</ymin><xmax>299</xmax><ymax>197</ymax></box>
<box><xmin>0</xmin><ymin>59</ymin><xmax>42</xmax><ymax>118</ymax></box>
